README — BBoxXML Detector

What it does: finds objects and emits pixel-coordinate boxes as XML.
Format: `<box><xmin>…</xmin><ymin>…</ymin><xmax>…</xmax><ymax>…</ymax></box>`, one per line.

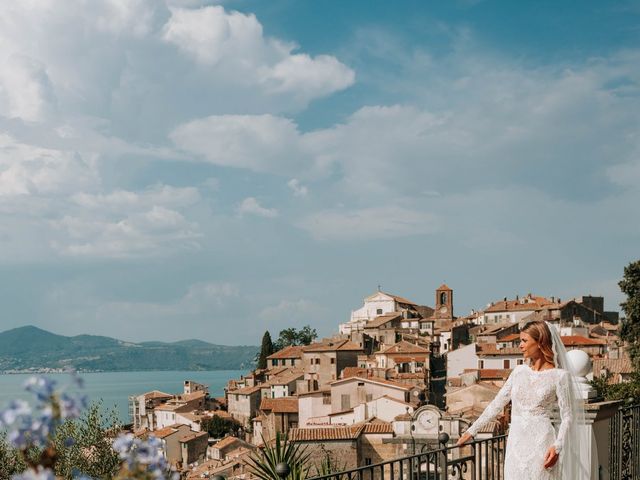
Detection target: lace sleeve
<box><xmin>552</xmin><ymin>370</ymin><xmax>573</xmax><ymax>453</ymax></box>
<box><xmin>466</xmin><ymin>367</ymin><xmax>517</xmax><ymax>437</ymax></box>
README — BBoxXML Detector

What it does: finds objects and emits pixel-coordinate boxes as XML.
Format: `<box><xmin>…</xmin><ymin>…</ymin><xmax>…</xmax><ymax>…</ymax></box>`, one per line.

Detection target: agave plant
<box><xmin>246</xmin><ymin>432</ymin><xmax>310</xmax><ymax>480</ymax></box>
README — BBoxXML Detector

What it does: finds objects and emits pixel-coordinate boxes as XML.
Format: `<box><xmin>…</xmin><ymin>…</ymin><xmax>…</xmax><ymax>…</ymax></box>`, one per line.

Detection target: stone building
<box><xmin>299</xmin><ymin>339</ymin><xmax>363</xmax><ymax>391</ymax></box>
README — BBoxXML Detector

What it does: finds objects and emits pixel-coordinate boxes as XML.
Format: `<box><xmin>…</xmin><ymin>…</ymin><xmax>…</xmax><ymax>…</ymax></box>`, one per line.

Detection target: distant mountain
<box><xmin>0</xmin><ymin>326</ymin><xmax>258</xmax><ymax>372</ymax></box>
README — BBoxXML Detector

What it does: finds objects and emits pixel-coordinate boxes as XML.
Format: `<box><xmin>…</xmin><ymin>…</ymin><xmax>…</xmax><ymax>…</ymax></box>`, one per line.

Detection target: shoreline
<box><xmin>0</xmin><ymin>367</ymin><xmax>248</xmax><ymax>375</ymax></box>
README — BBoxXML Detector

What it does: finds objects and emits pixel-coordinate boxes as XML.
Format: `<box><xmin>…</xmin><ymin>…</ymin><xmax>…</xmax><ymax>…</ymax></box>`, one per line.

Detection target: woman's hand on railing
<box><xmin>456</xmin><ymin>432</ymin><xmax>473</xmax><ymax>447</ymax></box>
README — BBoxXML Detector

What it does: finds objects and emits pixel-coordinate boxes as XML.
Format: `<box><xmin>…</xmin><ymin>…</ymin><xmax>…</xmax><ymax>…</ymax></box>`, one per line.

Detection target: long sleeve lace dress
<box><xmin>466</xmin><ymin>364</ymin><xmax>572</xmax><ymax>480</ymax></box>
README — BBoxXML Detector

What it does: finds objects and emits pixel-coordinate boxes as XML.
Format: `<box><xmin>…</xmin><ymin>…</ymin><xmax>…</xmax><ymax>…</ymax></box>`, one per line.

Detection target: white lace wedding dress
<box><xmin>466</xmin><ymin>364</ymin><xmax>572</xmax><ymax>480</ymax></box>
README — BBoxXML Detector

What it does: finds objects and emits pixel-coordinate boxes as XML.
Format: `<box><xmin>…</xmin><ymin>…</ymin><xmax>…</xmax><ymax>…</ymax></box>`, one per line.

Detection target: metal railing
<box><xmin>309</xmin><ymin>435</ymin><xmax>507</xmax><ymax>480</ymax></box>
<box><xmin>610</xmin><ymin>404</ymin><xmax>640</xmax><ymax>480</ymax></box>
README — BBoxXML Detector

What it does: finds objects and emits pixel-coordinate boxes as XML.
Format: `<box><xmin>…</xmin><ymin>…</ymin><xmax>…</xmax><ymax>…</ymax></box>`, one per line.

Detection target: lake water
<box><xmin>0</xmin><ymin>370</ymin><xmax>245</xmax><ymax>423</ymax></box>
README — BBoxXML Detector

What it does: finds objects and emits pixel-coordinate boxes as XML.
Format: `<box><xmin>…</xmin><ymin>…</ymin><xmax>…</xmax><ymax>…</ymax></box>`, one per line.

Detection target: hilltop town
<box><xmin>128</xmin><ymin>285</ymin><xmax>628</xmax><ymax>478</ymax></box>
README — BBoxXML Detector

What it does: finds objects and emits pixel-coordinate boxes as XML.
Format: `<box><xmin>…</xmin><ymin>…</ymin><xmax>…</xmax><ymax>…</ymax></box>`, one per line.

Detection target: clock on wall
<box><xmin>439</xmin><ymin>306</ymin><xmax>448</xmax><ymax>314</ymax></box>
<box><xmin>417</xmin><ymin>410</ymin><xmax>439</xmax><ymax>431</ymax></box>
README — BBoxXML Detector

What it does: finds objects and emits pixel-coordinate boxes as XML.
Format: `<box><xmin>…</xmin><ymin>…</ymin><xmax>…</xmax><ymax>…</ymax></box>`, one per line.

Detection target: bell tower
<box><xmin>434</xmin><ymin>284</ymin><xmax>453</xmax><ymax>320</ymax></box>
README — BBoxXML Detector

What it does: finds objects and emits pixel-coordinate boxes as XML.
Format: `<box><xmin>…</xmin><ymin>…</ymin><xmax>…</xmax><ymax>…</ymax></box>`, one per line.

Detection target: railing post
<box><xmin>438</xmin><ymin>433</ymin><xmax>449</xmax><ymax>480</ymax></box>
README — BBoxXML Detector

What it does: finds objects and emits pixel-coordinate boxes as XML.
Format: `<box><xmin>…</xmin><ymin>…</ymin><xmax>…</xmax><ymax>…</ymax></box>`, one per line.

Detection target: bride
<box><xmin>456</xmin><ymin>320</ymin><xmax>588</xmax><ymax>479</ymax></box>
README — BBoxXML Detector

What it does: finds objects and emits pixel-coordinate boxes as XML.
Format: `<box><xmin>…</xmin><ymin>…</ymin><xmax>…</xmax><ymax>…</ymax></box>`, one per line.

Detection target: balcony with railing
<box><xmin>306</xmin><ymin>403</ymin><xmax>639</xmax><ymax>480</ymax></box>
<box><xmin>309</xmin><ymin>434</ymin><xmax>506</xmax><ymax>480</ymax></box>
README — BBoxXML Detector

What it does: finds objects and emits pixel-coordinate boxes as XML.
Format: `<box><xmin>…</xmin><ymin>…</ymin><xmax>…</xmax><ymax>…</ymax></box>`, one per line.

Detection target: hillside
<box><xmin>0</xmin><ymin>326</ymin><xmax>258</xmax><ymax>372</ymax></box>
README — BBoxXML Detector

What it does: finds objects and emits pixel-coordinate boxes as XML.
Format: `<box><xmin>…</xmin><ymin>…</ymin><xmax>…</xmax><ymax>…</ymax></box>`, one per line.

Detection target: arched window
<box><xmin>440</xmin><ymin>292</ymin><xmax>447</xmax><ymax>305</ymax></box>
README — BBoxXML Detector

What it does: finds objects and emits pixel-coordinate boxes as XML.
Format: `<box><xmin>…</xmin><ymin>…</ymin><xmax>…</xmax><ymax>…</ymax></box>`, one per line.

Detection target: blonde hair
<box><xmin>520</xmin><ymin>321</ymin><xmax>555</xmax><ymax>366</ymax></box>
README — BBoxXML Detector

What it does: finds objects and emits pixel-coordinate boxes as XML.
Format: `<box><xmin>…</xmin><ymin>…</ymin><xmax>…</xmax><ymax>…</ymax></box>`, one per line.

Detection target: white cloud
<box><xmin>0</xmin><ymin>134</ymin><xmax>99</xmax><ymax>197</ymax></box>
<box><xmin>0</xmin><ymin>54</ymin><xmax>56</xmax><ymax>122</ymax></box>
<box><xmin>71</xmin><ymin>185</ymin><xmax>200</xmax><ymax>211</ymax></box>
<box><xmin>259</xmin><ymin>54</ymin><xmax>355</xmax><ymax>99</ymax></box>
<box><xmin>51</xmin><ymin>207</ymin><xmax>200</xmax><ymax>258</ymax></box>
<box><xmin>52</xmin><ymin>185</ymin><xmax>202</xmax><ymax>258</ymax></box>
<box><xmin>237</xmin><ymin>197</ymin><xmax>278</xmax><ymax>218</ymax></box>
<box><xmin>0</xmin><ymin>0</ymin><xmax>354</xmax><ymax>149</ymax></box>
<box><xmin>171</xmin><ymin>114</ymin><xmax>304</xmax><ymax>173</ymax></box>
<box><xmin>171</xmin><ymin>50</ymin><xmax>640</xmax><ymax>202</ymax></box>
<box><xmin>162</xmin><ymin>6</ymin><xmax>354</xmax><ymax>101</ymax></box>
<box><xmin>287</xmin><ymin>178</ymin><xmax>308</xmax><ymax>197</ymax></box>
<box><xmin>163</xmin><ymin>6</ymin><xmax>250</xmax><ymax>65</ymax></box>
<box><xmin>298</xmin><ymin>205</ymin><xmax>440</xmax><ymax>241</ymax></box>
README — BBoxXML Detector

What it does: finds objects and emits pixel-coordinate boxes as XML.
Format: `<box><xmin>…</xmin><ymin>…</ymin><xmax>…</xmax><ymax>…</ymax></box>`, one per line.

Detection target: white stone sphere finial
<box><xmin>566</xmin><ymin>349</ymin><xmax>591</xmax><ymax>377</ymax></box>
<box><xmin>566</xmin><ymin>349</ymin><xmax>595</xmax><ymax>399</ymax></box>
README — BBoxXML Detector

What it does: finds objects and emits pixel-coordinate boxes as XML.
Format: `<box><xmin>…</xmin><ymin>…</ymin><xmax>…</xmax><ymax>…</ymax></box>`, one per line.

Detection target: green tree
<box><xmin>296</xmin><ymin>325</ymin><xmax>317</xmax><ymax>346</ymax></box>
<box><xmin>620</xmin><ymin>259</ymin><xmax>640</xmax><ymax>370</ymax></box>
<box><xmin>201</xmin><ymin>415</ymin><xmax>242</xmax><ymax>439</ymax></box>
<box><xmin>273</xmin><ymin>325</ymin><xmax>318</xmax><ymax>351</ymax></box>
<box><xmin>53</xmin><ymin>403</ymin><xmax>122</xmax><ymax>479</ymax></box>
<box><xmin>0</xmin><ymin>433</ymin><xmax>26</xmax><ymax>480</ymax></box>
<box><xmin>274</xmin><ymin>328</ymin><xmax>299</xmax><ymax>351</ymax></box>
<box><xmin>258</xmin><ymin>331</ymin><xmax>274</xmax><ymax>369</ymax></box>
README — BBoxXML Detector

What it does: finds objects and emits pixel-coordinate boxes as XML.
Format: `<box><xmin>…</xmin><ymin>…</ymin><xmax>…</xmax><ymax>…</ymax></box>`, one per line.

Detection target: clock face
<box><xmin>418</xmin><ymin>411</ymin><xmax>438</xmax><ymax>430</ymax></box>
<box><xmin>439</xmin><ymin>306</ymin><xmax>448</xmax><ymax>314</ymax></box>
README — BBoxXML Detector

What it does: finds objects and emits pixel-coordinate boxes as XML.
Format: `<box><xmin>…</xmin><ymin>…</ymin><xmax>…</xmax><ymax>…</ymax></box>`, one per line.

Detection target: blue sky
<box><xmin>0</xmin><ymin>0</ymin><xmax>638</xmax><ymax>345</ymax></box>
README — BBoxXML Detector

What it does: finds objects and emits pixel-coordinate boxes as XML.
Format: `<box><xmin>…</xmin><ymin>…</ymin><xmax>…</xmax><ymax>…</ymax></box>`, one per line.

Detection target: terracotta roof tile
<box><xmin>289</xmin><ymin>427</ymin><xmax>361</xmax><ymax>441</ymax></box>
<box><xmin>364</xmin><ymin>313</ymin><xmax>403</xmax><ymax>329</ymax></box>
<box><xmin>303</xmin><ymin>340</ymin><xmax>363</xmax><ymax>352</ymax></box>
<box><xmin>289</xmin><ymin>421</ymin><xmax>392</xmax><ymax>441</ymax></box>
<box><xmin>342</xmin><ymin>367</ymin><xmax>369</xmax><ymax>379</ymax></box>
<box><xmin>331</xmin><ymin>376</ymin><xmax>413</xmax><ymax>391</ymax></box>
<box><xmin>485</xmin><ymin>295</ymin><xmax>553</xmax><ymax>313</ymax></box>
<box><xmin>382</xmin><ymin>291</ymin><xmax>418</xmax><ymax>306</ymax></box>
<box><xmin>233</xmin><ymin>385</ymin><xmax>263</xmax><ymax>395</ymax></box>
<box><xmin>143</xmin><ymin>390</ymin><xmax>173</xmax><ymax>399</ymax></box>
<box><xmin>361</xmin><ymin>423</ymin><xmax>393</xmax><ymax>434</ymax></box>
<box><xmin>391</xmin><ymin>356</ymin><xmax>428</xmax><ymax>363</ymax></box>
<box><xmin>259</xmin><ymin>397</ymin><xmax>299</xmax><ymax>413</ymax></box>
<box><xmin>476</xmin><ymin>344</ymin><xmax>521</xmax><ymax>356</ymax></box>
<box><xmin>213</xmin><ymin>436</ymin><xmax>240</xmax><ymax>450</ymax></box>
<box><xmin>500</xmin><ymin>334</ymin><xmax>520</xmax><ymax>342</ymax></box>
<box><xmin>150</xmin><ymin>426</ymin><xmax>179</xmax><ymax>439</ymax></box>
<box><xmin>269</xmin><ymin>372</ymin><xmax>304</xmax><ymax>386</ymax></box>
<box><xmin>561</xmin><ymin>335</ymin><xmax>606</xmax><ymax>346</ymax></box>
<box><xmin>267</xmin><ymin>345</ymin><xmax>306</xmax><ymax>360</ymax></box>
<box><xmin>593</xmin><ymin>354</ymin><xmax>633</xmax><ymax>376</ymax></box>
<box><xmin>179</xmin><ymin>431</ymin><xmax>208</xmax><ymax>443</ymax></box>
<box><xmin>379</xmin><ymin>340</ymin><xmax>430</xmax><ymax>355</ymax></box>
<box><xmin>179</xmin><ymin>390</ymin><xmax>206</xmax><ymax>401</ymax></box>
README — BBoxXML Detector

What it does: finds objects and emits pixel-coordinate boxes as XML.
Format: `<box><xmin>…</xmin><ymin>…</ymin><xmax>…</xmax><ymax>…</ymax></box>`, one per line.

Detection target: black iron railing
<box><xmin>610</xmin><ymin>404</ymin><xmax>640</xmax><ymax>480</ymax></box>
<box><xmin>309</xmin><ymin>435</ymin><xmax>507</xmax><ymax>480</ymax></box>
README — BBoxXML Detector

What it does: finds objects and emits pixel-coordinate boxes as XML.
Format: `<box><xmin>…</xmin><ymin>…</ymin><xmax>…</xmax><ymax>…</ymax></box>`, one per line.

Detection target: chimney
<box><xmin>551</xmin><ymin>296</ymin><xmax>555</xmax><ymax>303</ymax></box>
